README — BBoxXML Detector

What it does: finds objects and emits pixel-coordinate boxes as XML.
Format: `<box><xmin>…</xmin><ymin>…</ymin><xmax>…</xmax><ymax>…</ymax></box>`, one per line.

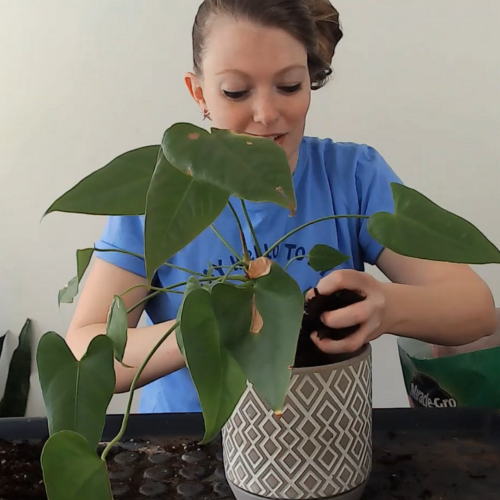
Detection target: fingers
<box><xmin>314</xmin><ymin>269</ymin><xmax>367</xmax><ymax>296</ymax></box>
<box><xmin>311</xmin><ymin>322</ymin><xmax>376</xmax><ymax>354</ymax></box>
<box><xmin>321</xmin><ymin>300</ymin><xmax>372</xmax><ymax>330</ymax></box>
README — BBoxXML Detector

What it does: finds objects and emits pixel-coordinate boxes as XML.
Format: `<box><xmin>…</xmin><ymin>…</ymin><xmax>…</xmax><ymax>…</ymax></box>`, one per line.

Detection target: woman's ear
<box><xmin>185</xmin><ymin>72</ymin><xmax>207</xmax><ymax>112</ymax></box>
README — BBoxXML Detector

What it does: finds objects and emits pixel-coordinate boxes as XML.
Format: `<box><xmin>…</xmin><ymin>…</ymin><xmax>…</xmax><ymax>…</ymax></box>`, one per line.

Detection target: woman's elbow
<box><xmin>469</xmin><ymin>278</ymin><xmax>497</xmax><ymax>339</ymax></box>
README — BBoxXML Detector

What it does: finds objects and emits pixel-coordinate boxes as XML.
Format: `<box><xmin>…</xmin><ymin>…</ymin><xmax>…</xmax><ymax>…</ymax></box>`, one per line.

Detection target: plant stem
<box><xmin>284</xmin><ymin>254</ymin><xmax>311</xmax><ymax>271</ymax></box>
<box><xmin>210</xmin><ymin>224</ymin><xmax>241</xmax><ymax>261</ymax></box>
<box><xmin>94</xmin><ymin>247</ymin><xmax>205</xmax><ymax>278</ymax></box>
<box><xmin>221</xmin><ymin>261</ymin><xmax>245</xmax><ymax>283</ymax></box>
<box><xmin>228</xmin><ymin>201</ymin><xmax>249</xmax><ymax>263</ymax></box>
<box><xmin>264</xmin><ymin>215</ymin><xmax>368</xmax><ymax>258</ymax></box>
<box><xmin>101</xmin><ymin>321</ymin><xmax>180</xmax><ymax>461</ymax></box>
<box><xmin>240</xmin><ymin>200</ymin><xmax>262</xmax><ymax>257</ymax></box>
<box><xmin>126</xmin><ymin>276</ymin><xmax>248</xmax><ymax>314</ymax></box>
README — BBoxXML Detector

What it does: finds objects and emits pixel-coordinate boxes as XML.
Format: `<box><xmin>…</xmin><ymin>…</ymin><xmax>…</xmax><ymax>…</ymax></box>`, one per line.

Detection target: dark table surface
<box><xmin>1</xmin><ymin>407</ymin><xmax>499</xmax><ymax>499</ymax></box>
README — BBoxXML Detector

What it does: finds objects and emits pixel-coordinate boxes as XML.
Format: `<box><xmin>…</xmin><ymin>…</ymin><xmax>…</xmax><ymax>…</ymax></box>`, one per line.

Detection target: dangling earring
<box><xmin>201</xmin><ymin>108</ymin><xmax>211</xmax><ymax>121</ymax></box>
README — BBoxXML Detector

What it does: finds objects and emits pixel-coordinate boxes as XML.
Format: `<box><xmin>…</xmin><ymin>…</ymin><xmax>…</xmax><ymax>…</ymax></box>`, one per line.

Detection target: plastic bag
<box><xmin>398</xmin><ymin>309</ymin><xmax>500</xmax><ymax>408</ymax></box>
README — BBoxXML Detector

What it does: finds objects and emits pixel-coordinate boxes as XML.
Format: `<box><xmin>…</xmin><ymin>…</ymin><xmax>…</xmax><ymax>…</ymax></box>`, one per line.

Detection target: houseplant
<box><xmin>0</xmin><ymin>318</ymin><xmax>32</xmax><ymax>418</ymax></box>
<box><xmin>37</xmin><ymin>122</ymin><xmax>500</xmax><ymax>500</ymax></box>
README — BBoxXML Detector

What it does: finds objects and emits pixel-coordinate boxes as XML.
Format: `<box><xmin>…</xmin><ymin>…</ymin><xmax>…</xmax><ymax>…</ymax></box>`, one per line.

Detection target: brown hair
<box><xmin>192</xmin><ymin>0</ymin><xmax>343</xmax><ymax>90</ymax></box>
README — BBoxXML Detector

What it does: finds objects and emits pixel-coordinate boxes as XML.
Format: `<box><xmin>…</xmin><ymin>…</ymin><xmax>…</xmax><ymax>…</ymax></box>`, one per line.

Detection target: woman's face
<box><xmin>185</xmin><ymin>17</ymin><xmax>312</xmax><ymax>172</ymax></box>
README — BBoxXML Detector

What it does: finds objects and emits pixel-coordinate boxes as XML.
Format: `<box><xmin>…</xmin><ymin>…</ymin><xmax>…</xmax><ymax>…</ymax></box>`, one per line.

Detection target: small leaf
<box><xmin>106</xmin><ymin>296</ymin><xmax>128</xmax><ymax>364</ymax></box>
<box><xmin>44</xmin><ymin>145</ymin><xmax>159</xmax><ymax>217</ymax></box>
<box><xmin>368</xmin><ymin>183</ymin><xmax>500</xmax><ymax>264</ymax></box>
<box><xmin>41</xmin><ymin>430</ymin><xmax>112</xmax><ymax>500</ymax></box>
<box><xmin>308</xmin><ymin>244</ymin><xmax>349</xmax><ymax>272</ymax></box>
<box><xmin>162</xmin><ymin>123</ymin><xmax>296</xmax><ymax>212</ymax></box>
<box><xmin>144</xmin><ymin>149</ymin><xmax>229</xmax><ymax>283</ymax></box>
<box><xmin>77</xmin><ymin>248</ymin><xmax>95</xmax><ymax>281</ymax></box>
<box><xmin>37</xmin><ymin>332</ymin><xmax>115</xmax><ymax>450</ymax></box>
<box><xmin>57</xmin><ymin>248</ymin><xmax>95</xmax><ymax>306</ymax></box>
<box><xmin>247</xmin><ymin>256</ymin><xmax>272</xmax><ymax>279</ymax></box>
<box><xmin>179</xmin><ymin>287</ymin><xmax>246</xmax><ymax>443</ymax></box>
<box><xmin>0</xmin><ymin>319</ymin><xmax>32</xmax><ymax>417</ymax></box>
<box><xmin>0</xmin><ymin>332</ymin><xmax>6</xmax><ymax>359</ymax></box>
<box><xmin>230</xmin><ymin>263</ymin><xmax>304</xmax><ymax>412</ymax></box>
<box><xmin>58</xmin><ymin>276</ymin><xmax>79</xmax><ymax>306</ymax></box>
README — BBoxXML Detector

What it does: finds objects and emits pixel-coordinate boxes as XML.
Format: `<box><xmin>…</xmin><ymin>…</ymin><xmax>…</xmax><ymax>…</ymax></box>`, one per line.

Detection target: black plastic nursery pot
<box><xmin>1</xmin><ymin>408</ymin><xmax>499</xmax><ymax>500</ymax></box>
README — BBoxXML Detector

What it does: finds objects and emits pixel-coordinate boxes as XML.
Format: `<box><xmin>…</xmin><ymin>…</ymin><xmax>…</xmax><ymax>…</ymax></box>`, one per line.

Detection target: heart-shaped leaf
<box><xmin>368</xmin><ymin>183</ymin><xmax>500</xmax><ymax>264</ymax></box>
<box><xmin>308</xmin><ymin>244</ymin><xmax>349</xmax><ymax>272</ymax></box>
<box><xmin>162</xmin><ymin>123</ymin><xmax>296</xmax><ymax>213</ymax></box>
<box><xmin>106</xmin><ymin>296</ymin><xmax>128</xmax><ymax>364</ymax></box>
<box><xmin>144</xmin><ymin>149</ymin><xmax>229</xmax><ymax>283</ymax></box>
<box><xmin>45</xmin><ymin>145</ymin><xmax>159</xmax><ymax>216</ymax></box>
<box><xmin>229</xmin><ymin>262</ymin><xmax>304</xmax><ymax>412</ymax></box>
<box><xmin>37</xmin><ymin>332</ymin><xmax>115</xmax><ymax>450</ymax></box>
<box><xmin>41</xmin><ymin>430</ymin><xmax>112</xmax><ymax>500</ymax></box>
<box><xmin>211</xmin><ymin>282</ymin><xmax>254</xmax><ymax>347</ymax></box>
<box><xmin>178</xmin><ymin>282</ymin><xmax>248</xmax><ymax>443</ymax></box>
<box><xmin>0</xmin><ymin>319</ymin><xmax>32</xmax><ymax>417</ymax></box>
<box><xmin>175</xmin><ymin>276</ymin><xmax>203</xmax><ymax>356</ymax></box>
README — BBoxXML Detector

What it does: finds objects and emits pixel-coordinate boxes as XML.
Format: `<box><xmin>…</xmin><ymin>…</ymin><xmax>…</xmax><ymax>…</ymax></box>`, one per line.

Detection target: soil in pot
<box><xmin>294</xmin><ymin>288</ymin><xmax>365</xmax><ymax>368</ymax></box>
<box><xmin>0</xmin><ymin>436</ymin><xmax>232</xmax><ymax>500</ymax></box>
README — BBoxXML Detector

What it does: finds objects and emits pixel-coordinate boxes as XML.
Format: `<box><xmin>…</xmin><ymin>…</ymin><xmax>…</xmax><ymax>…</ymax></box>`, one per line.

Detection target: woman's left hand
<box><xmin>306</xmin><ymin>269</ymin><xmax>389</xmax><ymax>354</ymax></box>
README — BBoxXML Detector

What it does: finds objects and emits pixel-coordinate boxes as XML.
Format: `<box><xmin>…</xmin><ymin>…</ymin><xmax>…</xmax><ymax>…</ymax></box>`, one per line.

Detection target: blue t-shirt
<box><xmin>95</xmin><ymin>136</ymin><xmax>402</xmax><ymax>413</ymax></box>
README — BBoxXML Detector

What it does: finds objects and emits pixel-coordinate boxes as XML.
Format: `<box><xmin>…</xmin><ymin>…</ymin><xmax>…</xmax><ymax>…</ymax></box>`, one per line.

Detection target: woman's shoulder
<box><xmin>302</xmin><ymin>135</ymin><xmax>392</xmax><ymax>173</ymax></box>
<box><xmin>300</xmin><ymin>135</ymin><xmax>402</xmax><ymax>188</ymax></box>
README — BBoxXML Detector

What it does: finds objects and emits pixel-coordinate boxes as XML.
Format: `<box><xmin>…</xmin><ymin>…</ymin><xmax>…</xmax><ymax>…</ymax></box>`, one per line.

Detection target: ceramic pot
<box><xmin>222</xmin><ymin>344</ymin><xmax>372</xmax><ymax>500</ymax></box>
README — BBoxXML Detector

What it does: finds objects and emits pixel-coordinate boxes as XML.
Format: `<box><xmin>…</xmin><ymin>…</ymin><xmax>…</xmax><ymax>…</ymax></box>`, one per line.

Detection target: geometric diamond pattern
<box><xmin>222</xmin><ymin>346</ymin><xmax>373</xmax><ymax>499</ymax></box>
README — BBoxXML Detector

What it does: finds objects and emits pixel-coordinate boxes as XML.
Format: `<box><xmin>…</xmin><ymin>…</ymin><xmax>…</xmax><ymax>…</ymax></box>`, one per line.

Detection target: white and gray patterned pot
<box><xmin>222</xmin><ymin>344</ymin><xmax>372</xmax><ymax>500</ymax></box>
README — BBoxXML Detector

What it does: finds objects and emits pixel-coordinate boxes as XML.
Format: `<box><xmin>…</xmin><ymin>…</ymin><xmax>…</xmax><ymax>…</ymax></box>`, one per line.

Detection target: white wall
<box><xmin>1</xmin><ymin>0</ymin><xmax>499</xmax><ymax>416</ymax></box>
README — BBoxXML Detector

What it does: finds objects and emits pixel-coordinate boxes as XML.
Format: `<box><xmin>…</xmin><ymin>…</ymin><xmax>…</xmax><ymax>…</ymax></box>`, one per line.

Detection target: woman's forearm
<box><xmin>381</xmin><ymin>279</ymin><xmax>497</xmax><ymax>346</ymax></box>
<box><xmin>66</xmin><ymin>320</ymin><xmax>185</xmax><ymax>393</ymax></box>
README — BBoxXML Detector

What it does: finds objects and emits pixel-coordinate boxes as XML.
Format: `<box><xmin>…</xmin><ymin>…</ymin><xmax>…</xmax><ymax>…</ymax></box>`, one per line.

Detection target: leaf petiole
<box><xmin>210</xmin><ymin>224</ymin><xmax>241</xmax><ymax>261</ymax></box>
<box><xmin>101</xmin><ymin>321</ymin><xmax>180</xmax><ymax>461</ymax></box>
<box><xmin>240</xmin><ymin>199</ymin><xmax>262</xmax><ymax>257</ymax></box>
<box><xmin>264</xmin><ymin>215</ymin><xmax>368</xmax><ymax>258</ymax></box>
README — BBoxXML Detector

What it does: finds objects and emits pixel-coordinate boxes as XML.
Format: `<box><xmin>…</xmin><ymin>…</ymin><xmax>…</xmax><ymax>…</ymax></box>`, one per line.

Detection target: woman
<box><xmin>65</xmin><ymin>0</ymin><xmax>497</xmax><ymax>413</ymax></box>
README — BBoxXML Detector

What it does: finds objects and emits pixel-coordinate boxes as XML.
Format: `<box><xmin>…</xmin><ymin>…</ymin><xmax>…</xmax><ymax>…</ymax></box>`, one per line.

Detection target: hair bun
<box><xmin>305</xmin><ymin>0</ymin><xmax>343</xmax><ymax>89</ymax></box>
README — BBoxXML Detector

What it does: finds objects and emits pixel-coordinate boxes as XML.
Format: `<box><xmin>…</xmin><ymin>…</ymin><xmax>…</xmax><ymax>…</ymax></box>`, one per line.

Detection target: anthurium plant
<box><xmin>37</xmin><ymin>123</ymin><xmax>500</xmax><ymax>500</ymax></box>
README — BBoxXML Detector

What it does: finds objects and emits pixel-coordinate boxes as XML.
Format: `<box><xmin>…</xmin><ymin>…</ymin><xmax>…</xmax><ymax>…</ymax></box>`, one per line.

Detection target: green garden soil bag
<box><xmin>398</xmin><ymin>329</ymin><xmax>500</xmax><ymax>408</ymax></box>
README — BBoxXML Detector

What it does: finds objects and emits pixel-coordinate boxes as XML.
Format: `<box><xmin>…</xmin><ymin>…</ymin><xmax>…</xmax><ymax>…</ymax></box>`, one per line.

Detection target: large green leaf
<box><xmin>175</xmin><ymin>276</ymin><xmax>202</xmax><ymax>356</ymax></box>
<box><xmin>178</xmin><ymin>284</ymin><xmax>247</xmax><ymax>443</ymax></box>
<box><xmin>37</xmin><ymin>332</ymin><xmax>115</xmax><ymax>450</ymax></box>
<box><xmin>144</xmin><ymin>149</ymin><xmax>229</xmax><ymax>283</ymax></box>
<box><xmin>105</xmin><ymin>296</ymin><xmax>128</xmax><ymax>364</ymax></box>
<box><xmin>41</xmin><ymin>431</ymin><xmax>112</xmax><ymax>500</ymax></box>
<box><xmin>308</xmin><ymin>244</ymin><xmax>349</xmax><ymax>272</ymax></box>
<box><xmin>0</xmin><ymin>319</ymin><xmax>32</xmax><ymax>417</ymax></box>
<box><xmin>58</xmin><ymin>248</ymin><xmax>95</xmax><ymax>306</ymax></box>
<box><xmin>211</xmin><ymin>282</ymin><xmax>254</xmax><ymax>347</ymax></box>
<box><xmin>368</xmin><ymin>183</ymin><xmax>500</xmax><ymax>264</ymax></box>
<box><xmin>230</xmin><ymin>263</ymin><xmax>304</xmax><ymax>412</ymax></box>
<box><xmin>45</xmin><ymin>145</ymin><xmax>159</xmax><ymax>216</ymax></box>
<box><xmin>162</xmin><ymin>123</ymin><xmax>296</xmax><ymax>212</ymax></box>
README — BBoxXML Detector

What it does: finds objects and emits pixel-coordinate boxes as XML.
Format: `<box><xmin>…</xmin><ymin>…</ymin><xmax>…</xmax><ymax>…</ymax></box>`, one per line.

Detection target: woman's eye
<box><xmin>223</xmin><ymin>90</ymin><xmax>248</xmax><ymax>100</ymax></box>
<box><xmin>279</xmin><ymin>83</ymin><xmax>302</xmax><ymax>94</ymax></box>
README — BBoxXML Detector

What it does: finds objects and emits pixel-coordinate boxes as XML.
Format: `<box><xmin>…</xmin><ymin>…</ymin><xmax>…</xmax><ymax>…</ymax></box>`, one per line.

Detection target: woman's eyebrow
<box><xmin>216</xmin><ymin>64</ymin><xmax>307</xmax><ymax>77</ymax></box>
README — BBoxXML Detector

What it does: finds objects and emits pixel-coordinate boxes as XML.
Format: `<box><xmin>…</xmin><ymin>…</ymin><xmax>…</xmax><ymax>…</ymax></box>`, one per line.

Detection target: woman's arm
<box><xmin>308</xmin><ymin>249</ymin><xmax>497</xmax><ymax>354</ymax></box>
<box><xmin>66</xmin><ymin>258</ymin><xmax>185</xmax><ymax>393</ymax></box>
<box><xmin>376</xmin><ymin>249</ymin><xmax>497</xmax><ymax>345</ymax></box>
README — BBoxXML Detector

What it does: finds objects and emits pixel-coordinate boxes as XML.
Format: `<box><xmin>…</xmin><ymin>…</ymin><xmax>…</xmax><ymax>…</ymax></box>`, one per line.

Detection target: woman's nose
<box><xmin>253</xmin><ymin>94</ymin><xmax>280</xmax><ymax>126</ymax></box>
